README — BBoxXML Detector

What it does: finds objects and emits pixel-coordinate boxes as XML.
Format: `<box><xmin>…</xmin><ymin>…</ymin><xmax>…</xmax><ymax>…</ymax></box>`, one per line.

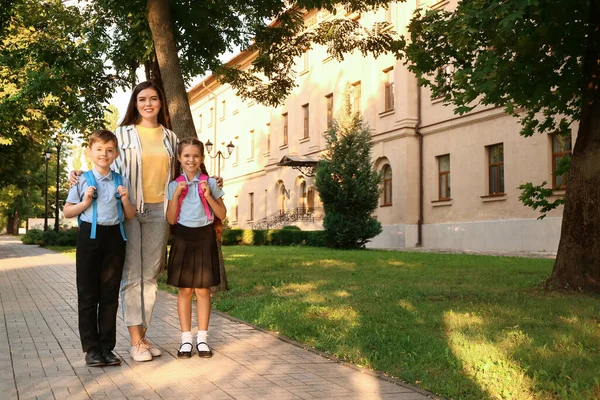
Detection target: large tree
<box><xmin>399</xmin><ymin>0</ymin><xmax>599</xmax><ymax>291</ymax></box>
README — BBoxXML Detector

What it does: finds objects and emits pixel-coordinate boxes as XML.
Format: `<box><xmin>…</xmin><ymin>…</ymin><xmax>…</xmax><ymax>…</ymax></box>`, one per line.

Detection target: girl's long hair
<box><xmin>120</xmin><ymin>81</ymin><xmax>168</xmax><ymax>127</ymax></box>
<box><xmin>177</xmin><ymin>137</ymin><xmax>209</xmax><ymax>176</ymax></box>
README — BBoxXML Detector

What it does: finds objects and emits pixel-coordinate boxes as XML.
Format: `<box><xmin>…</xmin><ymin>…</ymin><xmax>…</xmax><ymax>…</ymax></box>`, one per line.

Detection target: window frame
<box><xmin>487</xmin><ymin>143</ymin><xmax>505</xmax><ymax>195</ymax></box>
<box><xmin>552</xmin><ymin>132</ymin><xmax>572</xmax><ymax>189</ymax></box>
<box><xmin>248</xmin><ymin>192</ymin><xmax>254</xmax><ymax>221</ymax></box>
<box><xmin>325</xmin><ymin>93</ymin><xmax>333</xmax><ymax>129</ymax></box>
<box><xmin>282</xmin><ymin>112</ymin><xmax>288</xmax><ymax>146</ymax></box>
<box><xmin>384</xmin><ymin>68</ymin><xmax>394</xmax><ymax>112</ymax></box>
<box><xmin>302</xmin><ymin>103</ymin><xmax>309</xmax><ymax>139</ymax></box>
<box><xmin>382</xmin><ymin>164</ymin><xmax>392</xmax><ymax>206</ymax></box>
<box><xmin>437</xmin><ymin>154</ymin><xmax>451</xmax><ymax>200</ymax></box>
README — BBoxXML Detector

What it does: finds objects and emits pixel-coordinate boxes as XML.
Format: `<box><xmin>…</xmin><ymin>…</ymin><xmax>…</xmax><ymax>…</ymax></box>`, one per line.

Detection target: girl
<box><xmin>166</xmin><ymin>137</ymin><xmax>226</xmax><ymax>358</ymax></box>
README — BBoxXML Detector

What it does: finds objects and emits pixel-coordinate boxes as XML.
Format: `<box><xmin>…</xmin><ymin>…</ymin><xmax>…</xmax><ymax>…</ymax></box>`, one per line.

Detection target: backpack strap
<box><xmin>112</xmin><ymin>172</ymin><xmax>127</xmax><ymax>241</ymax></box>
<box><xmin>81</xmin><ymin>171</ymin><xmax>98</xmax><ymax>239</ymax></box>
<box><xmin>173</xmin><ymin>174</ymin><xmax>213</xmax><ymax>224</ymax></box>
<box><xmin>198</xmin><ymin>174</ymin><xmax>214</xmax><ymax>224</ymax></box>
<box><xmin>174</xmin><ymin>175</ymin><xmax>189</xmax><ymax>224</ymax></box>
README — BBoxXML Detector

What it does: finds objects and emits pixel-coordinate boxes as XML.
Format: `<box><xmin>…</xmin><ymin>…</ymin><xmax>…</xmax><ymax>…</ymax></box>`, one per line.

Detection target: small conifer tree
<box><xmin>315</xmin><ymin>85</ymin><xmax>382</xmax><ymax>249</ymax></box>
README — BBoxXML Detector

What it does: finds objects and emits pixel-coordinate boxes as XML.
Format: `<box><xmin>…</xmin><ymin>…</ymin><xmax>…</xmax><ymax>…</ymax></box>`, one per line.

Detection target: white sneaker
<box><xmin>141</xmin><ymin>337</ymin><xmax>162</xmax><ymax>357</ymax></box>
<box><xmin>130</xmin><ymin>340</ymin><xmax>152</xmax><ymax>362</ymax></box>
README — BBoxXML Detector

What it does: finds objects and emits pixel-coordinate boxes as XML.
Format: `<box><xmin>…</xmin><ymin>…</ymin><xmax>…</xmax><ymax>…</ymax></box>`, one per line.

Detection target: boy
<box><xmin>64</xmin><ymin>130</ymin><xmax>136</xmax><ymax>367</ymax></box>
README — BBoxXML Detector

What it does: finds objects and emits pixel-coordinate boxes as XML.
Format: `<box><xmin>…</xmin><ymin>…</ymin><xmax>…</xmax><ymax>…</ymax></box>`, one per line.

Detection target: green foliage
<box><xmin>400</xmin><ymin>0</ymin><xmax>588</xmax><ymax>139</ymax></box>
<box><xmin>215</xmin><ymin>246</ymin><xmax>600</xmax><ymax>399</ymax></box>
<box><xmin>221</xmin><ymin>228</ymin><xmax>325</xmax><ymax>247</ymax></box>
<box><xmin>21</xmin><ymin>227</ymin><xmax>78</xmax><ymax>246</ymax></box>
<box><xmin>518</xmin><ymin>182</ymin><xmax>566</xmax><ymax>220</ymax></box>
<box><xmin>315</xmin><ymin>86</ymin><xmax>382</xmax><ymax>249</ymax></box>
<box><xmin>0</xmin><ymin>0</ymin><xmax>117</xmax><ymax>141</ymax></box>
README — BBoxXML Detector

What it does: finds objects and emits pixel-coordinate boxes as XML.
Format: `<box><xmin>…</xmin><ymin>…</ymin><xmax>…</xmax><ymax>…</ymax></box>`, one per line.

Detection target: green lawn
<box><xmin>51</xmin><ymin>244</ymin><xmax>600</xmax><ymax>399</ymax></box>
<box><xmin>211</xmin><ymin>246</ymin><xmax>600</xmax><ymax>400</ymax></box>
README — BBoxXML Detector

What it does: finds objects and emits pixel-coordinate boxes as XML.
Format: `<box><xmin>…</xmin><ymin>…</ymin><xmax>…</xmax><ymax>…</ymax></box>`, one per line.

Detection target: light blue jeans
<box><xmin>120</xmin><ymin>202</ymin><xmax>170</xmax><ymax>328</ymax></box>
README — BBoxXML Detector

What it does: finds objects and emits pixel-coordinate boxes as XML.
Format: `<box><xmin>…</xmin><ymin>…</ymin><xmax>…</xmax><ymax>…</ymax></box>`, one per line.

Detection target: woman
<box><xmin>114</xmin><ymin>81</ymin><xmax>176</xmax><ymax>361</ymax></box>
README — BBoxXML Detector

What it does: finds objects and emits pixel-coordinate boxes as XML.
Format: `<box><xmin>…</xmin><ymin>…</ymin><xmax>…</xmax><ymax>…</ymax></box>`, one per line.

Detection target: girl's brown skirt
<box><xmin>167</xmin><ymin>224</ymin><xmax>221</xmax><ymax>288</ymax></box>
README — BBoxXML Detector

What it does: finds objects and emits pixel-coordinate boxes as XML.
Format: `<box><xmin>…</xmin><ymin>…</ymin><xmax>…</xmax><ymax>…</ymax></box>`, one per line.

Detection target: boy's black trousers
<box><xmin>76</xmin><ymin>222</ymin><xmax>126</xmax><ymax>353</ymax></box>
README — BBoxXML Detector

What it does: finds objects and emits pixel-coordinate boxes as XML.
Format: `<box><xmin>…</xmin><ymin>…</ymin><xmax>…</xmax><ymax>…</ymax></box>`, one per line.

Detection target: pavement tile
<box><xmin>0</xmin><ymin>236</ymin><xmax>436</xmax><ymax>400</ymax></box>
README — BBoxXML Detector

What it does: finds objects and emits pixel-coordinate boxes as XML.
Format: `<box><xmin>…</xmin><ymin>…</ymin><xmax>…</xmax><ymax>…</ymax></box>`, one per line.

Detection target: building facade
<box><xmin>188</xmin><ymin>1</ymin><xmax>573</xmax><ymax>252</ymax></box>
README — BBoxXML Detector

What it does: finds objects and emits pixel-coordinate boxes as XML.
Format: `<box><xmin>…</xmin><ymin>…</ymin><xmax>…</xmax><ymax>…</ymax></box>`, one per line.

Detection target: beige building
<box><xmin>188</xmin><ymin>1</ymin><xmax>573</xmax><ymax>252</ymax></box>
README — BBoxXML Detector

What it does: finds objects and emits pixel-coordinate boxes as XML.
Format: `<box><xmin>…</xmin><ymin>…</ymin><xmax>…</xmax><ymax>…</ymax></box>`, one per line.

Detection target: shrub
<box><xmin>221</xmin><ymin>228</ymin><xmax>325</xmax><ymax>247</ymax></box>
<box><xmin>21</xmin><ymin>227</ymin><xmax>78</xmax><ymax>246</ymax></box>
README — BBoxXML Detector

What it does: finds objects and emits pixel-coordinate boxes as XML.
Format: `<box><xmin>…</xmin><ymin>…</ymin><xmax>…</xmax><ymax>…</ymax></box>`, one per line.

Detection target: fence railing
<box><xmin>251</xmin><ymin>207</ymin><xmax>325</xmax><ymax>230</ymax></box>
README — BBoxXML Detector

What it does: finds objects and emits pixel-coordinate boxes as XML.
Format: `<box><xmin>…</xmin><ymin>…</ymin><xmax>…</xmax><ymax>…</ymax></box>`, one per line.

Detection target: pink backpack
<box><xmin>175</xmin><ymin>174</ymin><xmax>213</xmax><ymax>224</ymax></box>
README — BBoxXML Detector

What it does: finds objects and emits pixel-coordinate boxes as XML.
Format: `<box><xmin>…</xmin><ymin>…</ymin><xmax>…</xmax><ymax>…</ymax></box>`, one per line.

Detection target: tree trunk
<box><xmin>146</xmin><ymin>0</ymin><xmax>195</xmax><ymax>139</ymax></box>
<box><xmin>548</xmin><ymin>0</ymin><xmax>600</xmax><ymax>292</ymax></box>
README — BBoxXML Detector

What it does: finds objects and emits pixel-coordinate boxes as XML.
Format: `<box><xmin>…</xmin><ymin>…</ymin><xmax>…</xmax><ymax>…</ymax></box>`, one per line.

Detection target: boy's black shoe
<box><xmin>85</xmin><ymin>349</ymin><xmax>106</xmax><ymax>367</ymax></box>
<box><xmin>102</xmin><ymin>350</ymin><xmax>121</xmax><ymax>366</ymax></box>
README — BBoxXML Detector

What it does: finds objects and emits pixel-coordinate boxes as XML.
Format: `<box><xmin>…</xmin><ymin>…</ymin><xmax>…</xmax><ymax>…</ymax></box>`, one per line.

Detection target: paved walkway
<box><xmin>0</xmin><ymin>236</ymin><xmax>434</xmax><ymax>400</ymax></box>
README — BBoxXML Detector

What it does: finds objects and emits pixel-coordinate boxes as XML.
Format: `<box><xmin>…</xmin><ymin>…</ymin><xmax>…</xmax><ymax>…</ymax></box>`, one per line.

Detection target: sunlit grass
<box><xmin>44</xmin><ymin>244</ymin><xmax>600</xmax><ymax>399</ymax></box>
<box><xmin>212</xmin><ymin>246</ymin><xmax>600</xmax><ymax>400</ymax></box>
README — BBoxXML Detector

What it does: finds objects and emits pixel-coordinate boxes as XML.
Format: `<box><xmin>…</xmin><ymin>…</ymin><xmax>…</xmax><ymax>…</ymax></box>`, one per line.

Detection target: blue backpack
<box><xmin>78</xmin><ymin>170</ymin><xmax>127</xmax><ymax>241</ymax></box>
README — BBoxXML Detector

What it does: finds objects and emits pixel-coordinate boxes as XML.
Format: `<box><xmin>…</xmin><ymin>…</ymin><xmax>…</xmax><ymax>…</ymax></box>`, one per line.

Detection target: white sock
<box><xmin>180</xmin><ymin>331</ymin><xmax>193</xmax><ymax>352</ymax></box>
<box><xmin>196</xmin><ymin>330</ymin><xmax>209</xmax><ymax>351</ymax></box>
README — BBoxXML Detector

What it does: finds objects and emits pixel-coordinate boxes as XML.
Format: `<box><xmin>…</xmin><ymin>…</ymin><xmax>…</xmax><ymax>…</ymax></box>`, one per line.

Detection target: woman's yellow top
<box><xmin>136</xmin><ymin>125</ymin><xmax>170</xmax><ymax>203</ymax></box>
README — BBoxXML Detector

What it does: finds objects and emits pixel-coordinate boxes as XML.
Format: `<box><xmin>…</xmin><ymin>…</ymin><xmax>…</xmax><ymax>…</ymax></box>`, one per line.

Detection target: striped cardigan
<box><xmin>112</xmin><ymin>124</ymin><xmax>179</xmax><ymax>214</ymax></box>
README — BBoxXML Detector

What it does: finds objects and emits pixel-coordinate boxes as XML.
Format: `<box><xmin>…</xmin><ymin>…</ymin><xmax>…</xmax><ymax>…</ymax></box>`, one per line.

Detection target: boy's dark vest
<box><xmin>78</xmin><ymin>170</ymin><xmax>127</xmax><ymax>241</ymax></box>
<box><xmin>174</xmin><ymin>174</ymin><xmax>223</xmax><ymax>240</ymax></box>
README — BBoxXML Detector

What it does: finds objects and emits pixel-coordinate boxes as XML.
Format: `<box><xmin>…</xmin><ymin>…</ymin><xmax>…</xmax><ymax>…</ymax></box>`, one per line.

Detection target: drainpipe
<box><xmin>416</xmin><ymin>82</ymin><xmax>423</xmax><ymax>247</ymax></box>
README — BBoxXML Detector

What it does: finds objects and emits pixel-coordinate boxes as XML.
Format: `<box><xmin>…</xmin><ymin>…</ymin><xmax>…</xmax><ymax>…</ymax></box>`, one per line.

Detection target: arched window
<box><xmin>382</xmin><ymin>164</ymin><xmax>392</xmax><ymax>206</ymax></box>
<box><xmin>280</xmin><ymin>186</ymin><xmax>286</xmax><ymax>212</ymax></box>
<box><xmin>307</xmin><ymin>187</ymin><xmax>315</xmax><ymax>212</ymax></box>
<box><xmin>299</xmin><ymin>181</ymin><xmax>307</xmax><ymax>211</ymax></box>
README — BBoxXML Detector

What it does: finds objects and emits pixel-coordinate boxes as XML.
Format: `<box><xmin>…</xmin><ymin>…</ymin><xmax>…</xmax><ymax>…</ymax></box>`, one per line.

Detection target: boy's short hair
<box><xmin>89</xmin><ymin>130</ymin><xmax>118</xmax><ymax>148</ymax></box>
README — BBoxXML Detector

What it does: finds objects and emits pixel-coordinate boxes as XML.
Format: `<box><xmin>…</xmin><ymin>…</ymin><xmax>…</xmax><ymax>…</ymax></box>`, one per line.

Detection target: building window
<box><xmin>208</xmin><ymin>107</ymin><xmax>214</xmax><ymax>126</ymax></box>
<box><xmin>382</xmin><ymin>164</ymin><xmax>392</xmax><ymax>206</ymax></box>
<box><xmin>198</xmin><ymin>114</ymin><xmax>202</xmax><ymax>132</ymax></box>
<box><xmin>488</xmin><ymin>143</ymin><xmax>504</xmax><ymax>195</ymax></box>
<box><xmin>220</xmin><ymin>100</ymin><xmax>226</xmax><ymax>120</ymax></box>
<box><xmin>249</xmin><ymin>130</ymin><xmax>254</xmax><ymax>160</ymax></box>
<box><xmin>234</xmin><ymin>136</ymin><xmax>239</xmax><ymax>165</ymax></box>
<box><xmin>326</xmin><ymin>93</ymin><xmax>333</xmax><ymax>129</ymax></box>
<box><xmin>266</xmin><ymin>123</ymin><xmax>271</xmax><ymax>153</ymax></box>
<box><xmin>234</xmin><ymin>195</ymin><xmax>238</xmax><ymax>222</ymax></box>
<box><xmin>301</xmin><ymin>51</ymin><xmax>309</xmax><ymax>73</ymax></box>
<box><xmin>280</xmin><ymin>186</ymin><xmax>286</xmax><ymax>212</ymax></box>
<box><xmin>438</xmin><ymin>154</ymin><xmax>451</xmax><ymax>200</ymax></box>
<box><xmin>300</xmin><ymin>181</ymin><xmax>307</xmax><ymax>210</ymax></box>
<box><xmin>249</xmin><ymin>192</ymin><xmax>254</xmax><ymax>221</ymax></box>
<box><xmin>302</xmin><ymin>104</ymin><xmax>309</xmax><ymax>139</ymax></box>
<box><xmin>307</xmin><ymin>187</ymin><xmax>315</xmax><ymax>212</ymax></box>
<box><xmin>352</xmin><ymin>81</ymin><xmax>361</xmax><ymax>114</ymax></box>
<box><xmin>552</xmin><ymin>132</ymin><xmax>572</xmax><ymax>189</ymax></box>
<box><xmin>232</xmin><ymin>97</ymin><xmax>239</xmax><ymax>114</ymax></box>
<box><xmin>384</xmin><ymin>68</ymin><xmax>394</xmax><ymax>111</ymax></box>
<box><xmin>282</xmin><ymin>112</ymin><xmax>288</xmax><ymax>146</ymax></box>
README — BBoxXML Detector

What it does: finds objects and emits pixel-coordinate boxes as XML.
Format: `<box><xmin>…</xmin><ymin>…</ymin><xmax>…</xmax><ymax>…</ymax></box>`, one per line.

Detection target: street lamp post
<box><xmin>43</xmin><ymin>149</ymin><xmax>51</xmax><ymax>230</ymax></box>
<box><xmin>54</xmin><ymin>141</ymin><xmax>61</xmax><ymax>232</ymax></box>
<box><xmin>205</xmin><ymin>140</ymin><xmax>235</xmax><ymax>176</ymax></box>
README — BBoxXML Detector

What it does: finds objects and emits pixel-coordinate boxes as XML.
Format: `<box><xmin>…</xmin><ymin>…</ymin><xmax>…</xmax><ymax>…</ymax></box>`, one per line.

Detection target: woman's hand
<box><xmin>69</xmin><ymin>170</ymin><xmax>82</xmax><ymax>186</ymax></box>
<box><xmin>214</xmin><ymin>176</ymin><xmax>224</xmax><ymax>188</ymax></box>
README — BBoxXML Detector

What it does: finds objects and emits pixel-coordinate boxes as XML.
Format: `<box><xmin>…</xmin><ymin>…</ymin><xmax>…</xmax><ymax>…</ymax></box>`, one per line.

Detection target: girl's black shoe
<box><xmin>177</xmin><ymin>342</ymin><xmax>193</xmax><ymax>359</ymax></box>
<box><xmin>196</xmin><ymin>342</ymin><xmax>213</xmax><ymax>358</ymax></box>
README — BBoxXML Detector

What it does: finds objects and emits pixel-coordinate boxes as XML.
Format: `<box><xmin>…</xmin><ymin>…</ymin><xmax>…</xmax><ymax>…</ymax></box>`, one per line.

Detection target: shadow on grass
<box><xmin>213</xmin><ymin>246</ymin><xmax>600</xmax><ymax>400</ymax></box>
